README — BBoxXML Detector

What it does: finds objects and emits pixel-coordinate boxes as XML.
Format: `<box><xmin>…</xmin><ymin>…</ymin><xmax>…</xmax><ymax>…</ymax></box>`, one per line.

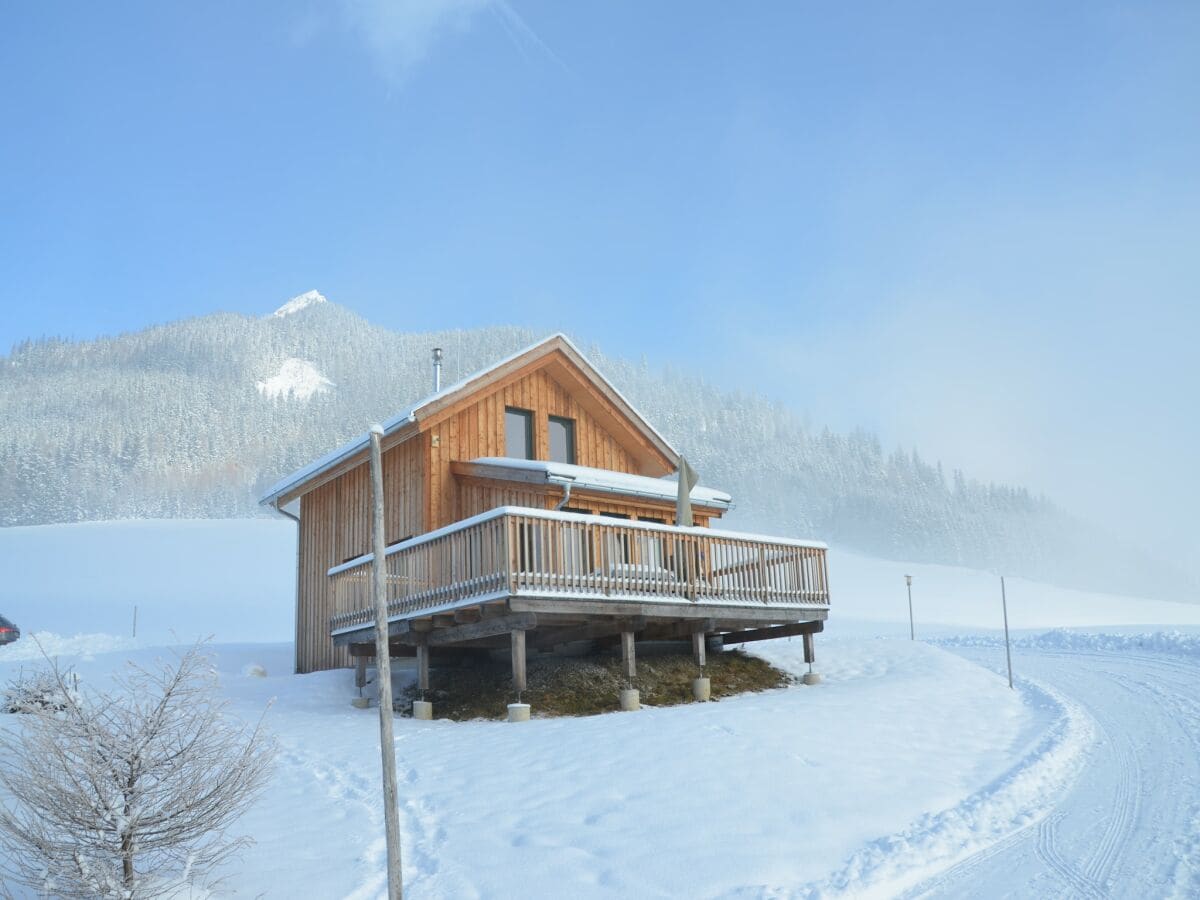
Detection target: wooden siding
<box><xmin>295</xmin><ymin>438</ymin><xmax>424</xmax><ymax>673</ymax></box>
<box><xmin>425</xmin><ymin>367</ymin><xmax>647</xmax><ymax>531</ymax></box>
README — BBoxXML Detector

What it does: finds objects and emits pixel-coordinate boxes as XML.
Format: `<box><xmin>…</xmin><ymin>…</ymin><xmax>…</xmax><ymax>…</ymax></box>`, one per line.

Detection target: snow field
<box><xmin>0</xmin><ymin>519</ymin><xmax>295</xmax><ymax>644</ymax></box>
<box><xmin>4</xmin><ymin>520</ymin><xmax>1200</xmax><ymax>897</ymax></box>
<box><xmin>3</xmin><ymin>636</ymin><xmax>1059</xmax><ymax>898</ymax></box>
<box><xmin>827</xmin><ymin>548</ymin><xmax>1200</xmax><ymax>632</ymax></box>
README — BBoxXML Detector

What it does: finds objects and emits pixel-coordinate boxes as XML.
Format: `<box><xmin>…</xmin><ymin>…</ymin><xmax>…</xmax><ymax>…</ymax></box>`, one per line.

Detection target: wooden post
<box><xmin>621</xmin><ymin>631</ymin><xmax>637</xmax><ymax>680</ymax></box>
<box><xmin>369</xmin><ymin>427</ymin><xmax>404</xmax><ymax>900</ymax></box>
<box><xmin>691</xmin><ymin>630</ymin><xmax>707</xmax><ymax>669</ymax></box>
<box><xmin>1001</xmin><ymin>576</ymin><xmax>1014</xmax><ymax>690</ymax></box>
<box><xmin>511</xmin><ymin>629</ymin><xmax>527</xmax><ymax>695</ymax></box>
<box><xmin>801</xmin><ymin>631</ymin><xmax>821</xmax><ymax>685</ymax></box>
<box><xmin>416</xmin><ymin>640</ymin><xmax>430</xmax><ymax>693</ymax></box>
<box><xmin>355</xmin><ymin>655</ymin><xmax>368</xmax><ymax>691</ymax></box>
<box><xmin>905</xmin><ymin>574</ymin><xmax>915</xmax><ymax>641</ymax></box>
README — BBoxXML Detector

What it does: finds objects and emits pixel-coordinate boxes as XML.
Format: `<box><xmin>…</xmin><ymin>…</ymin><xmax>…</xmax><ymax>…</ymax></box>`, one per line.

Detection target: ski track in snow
<box><xmin>897</xmin><ymin>649</ymin><xmax>1200</xmax><ymax>900</ymax></box>
<box><xmin>790</xmin><ymin>676</ymin><xmax>1094</xmax><ymax>900</ymax></box>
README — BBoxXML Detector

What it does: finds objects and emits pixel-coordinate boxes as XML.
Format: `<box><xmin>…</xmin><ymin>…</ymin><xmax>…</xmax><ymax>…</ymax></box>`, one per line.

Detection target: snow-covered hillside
<box><xmin>5</xmin><ymin>298</ymin><xmax>1191</xmax><ymax>600</ymax></box>
<box><xmin>2</xmin><ymin>520</ymin><xmax>1199</xmax><ymax>898</ymax></box>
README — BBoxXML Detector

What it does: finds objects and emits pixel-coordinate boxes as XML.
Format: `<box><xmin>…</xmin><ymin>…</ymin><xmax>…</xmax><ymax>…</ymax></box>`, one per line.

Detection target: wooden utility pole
<box><xmin>1001</xmin><ymin>575</ymin><xmax>1014</xmax><ymax>690</ymax></box>
<box><xmin>369</xmin><ymin>426</ymin><xmax>404</xmax><ymax>899</ymax></box>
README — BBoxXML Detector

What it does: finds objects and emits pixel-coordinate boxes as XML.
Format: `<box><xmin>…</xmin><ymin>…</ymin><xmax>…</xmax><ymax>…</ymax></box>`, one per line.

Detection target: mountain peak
<box><xmin>271</xmin><ymin>290</ymin><xmax>328</xmax><ymax>318</ymax></box>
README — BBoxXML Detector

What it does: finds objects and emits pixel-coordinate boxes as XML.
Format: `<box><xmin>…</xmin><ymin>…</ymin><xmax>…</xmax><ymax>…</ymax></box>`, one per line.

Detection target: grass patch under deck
<box><xmin>397</xmin><ymin>647</ymin><xmax>793</xmax><ymax>721</ymax></box>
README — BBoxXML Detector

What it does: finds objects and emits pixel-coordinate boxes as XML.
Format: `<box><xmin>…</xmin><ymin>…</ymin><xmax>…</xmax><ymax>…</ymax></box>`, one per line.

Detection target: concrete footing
<box><xmin>351</xmin><ymin>696</ymin><xmax>370</xmax><ymax>710</ymax></box>
<box><xmin>802</xmin><ymin>672</ymin><xmax>822</xmax><ymax>686</ymax></box>
<box><xmin>412</xmin><ymin>700</ymin><xmax>434</xmax><ymax>720</ymax></box>
<box><xmin>507</xmin><ymin>703</ymin><xmax>531</xmax><ymax>722</ymax></box>
<box><xmin>619</xmin><ymin>688</ymin><xmax>641</xmax><ymax>711</ymax></box>
<box><xmin>692</xmin><ymin>677</ymin><xmax>711</xmax><ymax>701</ymax></box>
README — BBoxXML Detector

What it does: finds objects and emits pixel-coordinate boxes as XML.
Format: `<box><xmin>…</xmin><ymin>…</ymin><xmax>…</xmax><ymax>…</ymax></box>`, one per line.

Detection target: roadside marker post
<box><xmin>904</xmin><ymin>574</ymin><xmax>914</xmax><ymax>640</ymax></box>
<box><xmin>1001</xmin><ymin>575</ymin><xmax>1014</xmax><ymax>690</ymax></box>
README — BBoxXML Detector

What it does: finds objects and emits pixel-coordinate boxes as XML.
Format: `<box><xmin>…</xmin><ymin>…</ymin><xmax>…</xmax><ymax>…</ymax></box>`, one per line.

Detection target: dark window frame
<box><xmin>548</xmin><ymin>414</ymin><xmax>577</xmax><ymax>464</ymax></box>
<box><xmin>505</xmin><ymin>406</ymin><xmax>535</xmax><ymax>460</ymax></box>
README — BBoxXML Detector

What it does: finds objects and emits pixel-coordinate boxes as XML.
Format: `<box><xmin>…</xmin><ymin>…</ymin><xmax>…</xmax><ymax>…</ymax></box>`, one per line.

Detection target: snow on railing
<box><xmin>327</xmin><ymin>507</ymin><xmax>830</xmax><ymax>634</ymax></box>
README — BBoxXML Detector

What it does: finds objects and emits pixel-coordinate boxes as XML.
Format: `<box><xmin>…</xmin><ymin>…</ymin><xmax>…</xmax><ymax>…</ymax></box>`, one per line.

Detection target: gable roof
<box><xmin>259</xmin><ymin>333</ymin><xmax>681</xmax><ymax>508</ymax></box>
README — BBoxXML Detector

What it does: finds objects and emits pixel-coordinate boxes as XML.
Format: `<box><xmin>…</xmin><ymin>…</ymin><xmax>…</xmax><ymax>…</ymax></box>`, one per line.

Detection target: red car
<box><xmin>0</xmin><ymin>615</ymin><xmax>19</xmax><ymax>645</ymax></box>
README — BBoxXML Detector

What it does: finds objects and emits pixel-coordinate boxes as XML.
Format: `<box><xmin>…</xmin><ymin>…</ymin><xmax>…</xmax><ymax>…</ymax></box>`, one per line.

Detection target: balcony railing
<box><xmin>327</xmin><ymin>506</ymin><xmax>830</xmax><ymax>635</ymax></box>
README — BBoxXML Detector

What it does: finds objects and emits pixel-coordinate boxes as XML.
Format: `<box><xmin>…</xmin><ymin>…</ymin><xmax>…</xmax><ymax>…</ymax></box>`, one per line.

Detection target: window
<box><xmin>548</xmin><ymin>415</ymin><xmax>576</xmax><ymax>464</ymax></box>
<box><xmin>505</xmin><ymin>407</ymin><xmax>534</xmax><ymax>459</ymax></box>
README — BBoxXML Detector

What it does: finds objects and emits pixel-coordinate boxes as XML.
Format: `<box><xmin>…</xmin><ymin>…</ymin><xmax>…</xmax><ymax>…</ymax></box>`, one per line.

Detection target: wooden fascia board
<box><xmin>273</xmin><ymin>421</ymin><xmax>420</xmax><ymax>508</ymax></box>
<box><xmin>565</xmin><ymin>486</ymin><xmax>725</xmax><ymax>517</ymax></box>
<box><xmin>412</xmin><ymin>344</ymin><xmax>562</xmax><ymax>430</ymax></box>
<box><xmin>449</xmin><ymin>461</ymin><xmax>555</xmax><ymax>487</ymax></box>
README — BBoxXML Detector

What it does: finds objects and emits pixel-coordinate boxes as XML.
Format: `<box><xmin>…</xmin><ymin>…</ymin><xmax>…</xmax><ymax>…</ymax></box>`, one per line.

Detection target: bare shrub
<box><xmin>0</xmin><ymin>642</ymin><xmax>274</xmax><ymax>898</ymax></box>
<box><xmin>3</xmin><ymin>667</ymin><xmax>77</xmax><ymax>715</ymax></box>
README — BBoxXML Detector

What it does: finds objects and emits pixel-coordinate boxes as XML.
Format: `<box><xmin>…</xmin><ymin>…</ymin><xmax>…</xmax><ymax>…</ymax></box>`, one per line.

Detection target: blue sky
<box><xmin>2</xmin><ymin>2</ymin><xmax>1198</xmax><ymax>570</ymax></box>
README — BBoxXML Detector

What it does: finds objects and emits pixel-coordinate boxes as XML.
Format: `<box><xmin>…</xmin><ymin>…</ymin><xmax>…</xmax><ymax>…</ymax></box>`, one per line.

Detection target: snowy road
<box><xmin>903</xmin><ymin>649</ymin><xmax>1200</xmax><ymax>900</ymax></box>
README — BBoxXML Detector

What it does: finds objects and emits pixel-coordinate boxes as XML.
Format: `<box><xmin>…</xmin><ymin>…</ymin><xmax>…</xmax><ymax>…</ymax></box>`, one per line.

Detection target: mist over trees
<box><xmin>0</xmin><ymin>300</ymin><xmax>1189</xmax><ymax>598</ymax></box>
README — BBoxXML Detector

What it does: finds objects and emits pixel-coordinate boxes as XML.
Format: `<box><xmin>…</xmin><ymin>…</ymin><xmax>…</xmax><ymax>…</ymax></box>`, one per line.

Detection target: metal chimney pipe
<box><xmin>432</xmin><ymin>347</ymin><xmax>443</xmax><ymax>392</ymax></box>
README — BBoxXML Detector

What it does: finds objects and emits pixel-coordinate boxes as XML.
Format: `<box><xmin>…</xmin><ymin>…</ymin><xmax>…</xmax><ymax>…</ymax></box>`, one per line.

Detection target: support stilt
<box><xmin>619</xmin><ymin>630</ymin><xmax>640</xmax><ymax>710</ymax></box>
<box><xmin>414</xmin><ymin>639</ymin><xmax>434</xmax><ymax>716</ymax></box>
<box><xmin>801</xmin><ymin>632</ymin><xmax>821</xmax><ymax>685</ymax></box>
<box><xmin>511</xmin><ymin>629</ymin><xmax>527</xmax><ymax>695</ymax></box>
<box><xmin>416</xmin><ymin>640</ymin><xmax>430</xmax><ymax>693</ymax></box>
<box><xmin>355</xmin><ymin>655</ymin><xmax>368</xmax><ymax>691</ymax></box>
<box><xmin>620</xmin><ymin>631</ymin><xmax>637</xmax><ymax>680</ymax></box>
<box><xmin>691</xmin><ymin>630</ymin><xmax>707</xmax><ymax>669</ymax></box>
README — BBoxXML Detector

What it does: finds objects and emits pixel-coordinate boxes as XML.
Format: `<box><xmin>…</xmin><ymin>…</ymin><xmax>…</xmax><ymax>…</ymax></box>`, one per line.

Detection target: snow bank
<box><xmin>936</xmin><ymin>628</ymin><xmax>1200</xmax><ymax>658</ymax></box>
<box><xmin>0</xmin><ymin>631</ymin><xmax>138</xmax><ymax>664</ymax></box>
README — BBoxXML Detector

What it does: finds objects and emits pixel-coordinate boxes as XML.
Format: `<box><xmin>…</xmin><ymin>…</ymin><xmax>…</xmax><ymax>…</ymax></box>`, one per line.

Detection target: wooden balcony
<box><xmin>327</xmin><ymin>507</ymin><xmax>829</xmax><ymax>641</ymax></box>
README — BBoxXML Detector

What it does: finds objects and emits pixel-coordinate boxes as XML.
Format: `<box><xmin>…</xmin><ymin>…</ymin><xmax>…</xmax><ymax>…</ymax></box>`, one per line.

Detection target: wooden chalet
<box><xmin>261</xmin><ymin>334</ymin><xmax>831</xmax><ymax>696</ymax></box>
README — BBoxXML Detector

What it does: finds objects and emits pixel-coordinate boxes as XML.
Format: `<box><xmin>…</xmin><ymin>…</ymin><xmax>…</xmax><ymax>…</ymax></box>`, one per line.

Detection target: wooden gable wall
<box><xmin>424</xmin><ymin>365</ymin><xmax>645</xmax><ymax>531</ymax></box>
<box><xmin>295</xmin><ymin>436</ymin><xmax>424</xmax><ymax>673</ymax></box>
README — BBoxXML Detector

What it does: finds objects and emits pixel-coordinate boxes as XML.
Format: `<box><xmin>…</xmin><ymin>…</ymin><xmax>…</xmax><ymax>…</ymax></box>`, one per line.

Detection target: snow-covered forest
<box><xmin>0</xmin><ymin>294</ymin><xmax>1188</xmax><ymax>598</ymax></box>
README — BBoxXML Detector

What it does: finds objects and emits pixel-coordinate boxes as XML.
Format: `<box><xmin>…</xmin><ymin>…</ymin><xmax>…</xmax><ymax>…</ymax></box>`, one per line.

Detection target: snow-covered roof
<box><xmin>463</xmin><ymin>457</ymin><xmax>733</xmax><ymax>509</ymax></box>
<box><xmin>259</xmin><ymin>333</ymin><xmax>680</xmax><ymax>507</ymax></box>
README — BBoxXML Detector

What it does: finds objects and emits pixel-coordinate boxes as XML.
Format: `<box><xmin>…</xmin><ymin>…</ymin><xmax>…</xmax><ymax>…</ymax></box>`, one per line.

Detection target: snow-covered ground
<box><xmin>2</xmin><ymin>520</ymin><xmax>1199</xmax><ymax>898</ymax></box>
